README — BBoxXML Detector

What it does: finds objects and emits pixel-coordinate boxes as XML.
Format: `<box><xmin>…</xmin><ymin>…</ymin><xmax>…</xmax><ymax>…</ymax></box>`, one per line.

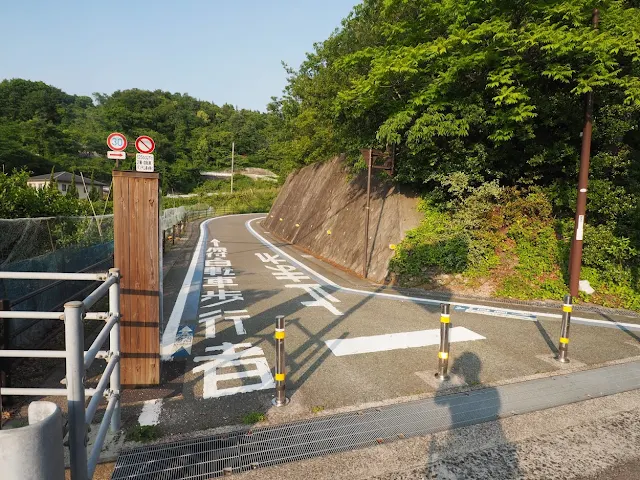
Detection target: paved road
<box><xmin>124</xmin><ymin>213</ymin><xmax>640</xmax><ymax>438</ymax></box>
<box><xmin>13</xmin><ymin>213</ymin><xmax>640</xmax><ymax>479</ymax></box>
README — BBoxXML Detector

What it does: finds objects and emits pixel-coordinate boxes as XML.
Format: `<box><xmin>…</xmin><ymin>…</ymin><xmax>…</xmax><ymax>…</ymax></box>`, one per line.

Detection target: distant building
<box><xmin>27</xmin><ymin>172</ymin><xmax>110</xmax><ymax>200</ymax></box>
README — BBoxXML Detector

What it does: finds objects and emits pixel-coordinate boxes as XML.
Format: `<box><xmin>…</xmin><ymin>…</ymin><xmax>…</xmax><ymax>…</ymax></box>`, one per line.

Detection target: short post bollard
<box><xmin>272</xmin><ymin>315</ymin><xmax>289</xmax><ymax>407</ymax></box>
<box><xmin>436</xmin><ymin>303</ymin><xmax>451</xmax><ymax>380</ymax></box>
<box><xmin>557</xmin><ymin>294</ymin><xmax>572</xmax><ymax>363</ymax></box>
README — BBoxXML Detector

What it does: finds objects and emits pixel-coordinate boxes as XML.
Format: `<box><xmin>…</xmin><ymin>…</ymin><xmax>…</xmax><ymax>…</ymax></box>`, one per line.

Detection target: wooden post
<box><xmin>113</xmin><ymin>171</ymin><xmax>161</xmax><ymax>386</ymax></box>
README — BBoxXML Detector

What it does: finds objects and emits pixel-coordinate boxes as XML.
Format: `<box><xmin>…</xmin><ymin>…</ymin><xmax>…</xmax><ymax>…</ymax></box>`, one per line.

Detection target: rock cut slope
<box><xmin>263</xmin><ymin>156</ymin><xmax>422</xmax><ymax>283</ymax></box>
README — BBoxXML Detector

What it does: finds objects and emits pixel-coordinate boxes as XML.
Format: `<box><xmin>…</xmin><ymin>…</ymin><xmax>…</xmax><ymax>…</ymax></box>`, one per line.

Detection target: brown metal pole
<box><xmin>363</xmin><ymin>149</ymin><xmax>372</xmax><ymax>278</ymax></box>
<box><xmin>569</xmin><ymin>8</ymin><xmax>599</xmax><ymax>297</ymax></box>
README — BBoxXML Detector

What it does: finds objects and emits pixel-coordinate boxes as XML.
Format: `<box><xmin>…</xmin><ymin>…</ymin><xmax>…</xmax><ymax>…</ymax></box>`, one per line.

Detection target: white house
<box><xmin>27</xmin><ymin>172</ymin><xmax>110</xmax><ymax>200</ymax></box>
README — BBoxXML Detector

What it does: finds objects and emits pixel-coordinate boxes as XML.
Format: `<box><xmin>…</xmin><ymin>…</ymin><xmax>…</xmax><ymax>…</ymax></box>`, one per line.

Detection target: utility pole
<box><xmin>363</xmin><ymin>149</ymin><xmax>372</xmax><ymax>278</ymax></box>
<box><xmin>230</xmin><ymin>142</ymin><xmax>235</xmax><ymax>194</ymax></box>
<box><xmin>569</xmin><ymin>8</ymin><xmax>599</xmax><ymax>297</ymax></box>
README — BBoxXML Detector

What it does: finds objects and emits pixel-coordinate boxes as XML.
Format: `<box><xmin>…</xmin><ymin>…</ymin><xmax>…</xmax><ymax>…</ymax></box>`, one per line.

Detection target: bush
<box><xmin>389</xmin><ymin>201</ymin><xmax>469</xmax><ymax>280</ymax></box>
<box><xmin>0</xmin><ymin>170</ymin><xmax>92</xmax><ymax>218</ymax></box>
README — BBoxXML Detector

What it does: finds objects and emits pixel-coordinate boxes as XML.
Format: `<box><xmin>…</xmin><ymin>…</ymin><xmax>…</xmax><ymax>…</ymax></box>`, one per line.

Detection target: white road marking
<box><xmin>199</xmin><ymin>312</ymin><xmax>220</xmax><ymax>338</ymax></box>
<box><xmin>228</xmin><ymin>313</ymin><xmax>250</xmax><ymax>335</ymax></box>
<box><xmin>325</xmin><ymin>327</ymin><xmax>485</xmax><ymax>356</ymax></box>
<box><xmin>138</xmin><ymin>399</ymin><xmax>163</xmax><ymax>426</ymax></box>
<box><xmin>192</xmin><ymin>342</ymin><xmax>274</xmax><ymax>398</ymax></box>
<box><xmin>285</xmin><ymin>283</ymin><xmax>343</xmax><ymax>315</ymax></box>
<box><xmin>162</xmin><ymin>214</ymin><xmax>258</xmax><ymax>360</ymax></box>
<box><xmin>245</xmin><ymin>217</ymin><xmax>640</xmax><ymax>332</ymax></box>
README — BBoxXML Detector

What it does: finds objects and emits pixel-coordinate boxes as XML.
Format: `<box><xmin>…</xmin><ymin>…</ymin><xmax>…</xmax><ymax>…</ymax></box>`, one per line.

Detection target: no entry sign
<box><xmin>135</xmin><ymin>136</ymin><xmax>155</xmax><ymax>154</ymax></box>
<box><xmin>107</xmin><ymin>132</ymin><xmax>127</xmax><ymax>151</ymax></box>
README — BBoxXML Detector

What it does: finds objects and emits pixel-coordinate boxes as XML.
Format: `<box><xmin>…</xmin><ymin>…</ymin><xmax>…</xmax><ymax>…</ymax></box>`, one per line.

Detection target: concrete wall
<box><xmin>263</xmin><ymin>156</ymin><xmax>422</xmax><ymax>283</ymax></box>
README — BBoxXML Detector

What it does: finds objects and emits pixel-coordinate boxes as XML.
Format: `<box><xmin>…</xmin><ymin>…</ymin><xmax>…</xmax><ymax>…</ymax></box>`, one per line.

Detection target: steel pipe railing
<box><xmin>82</xmin><ymin>275</ymin><xmax>117</xmax><ymax>310</ymax></box>
<box><xmin>87</xmin><ymin>395</ymin><xmax>117</xmax><ymax>479</ymax></box>
<box><xmin>0</xmin><ymin>311</ymin><xmax>63</xmax><ymax>320</ymax></box>
<box><xmin>84</xmin><ymin>313</ymin><xmax>119</xmax><ymax>370</ymax></box>
<box><xmin>0</xmin><ymin>268</ymin><xmax>121</xmax><ymax>480</ymax></box>
<box><xmin>84</xmin><ymin>354</ymin><xmax>119</xmax><ymax>425</ymax></box>
<box><xmin>0</xmin><ymin>350</ymin><xmax>67</xmax><ymax>359</ymax></box>
<box><xmin>0</xmin><ymin>387</ymin><xmax>99</xmax><ymax>396</ymax></box>
<box><xmin>10</xmin><ymin>257</ymin><xmax>113</xmax><ymax>308</ymax></box>
<box><xmin>0</xmin><ymin>272</ymin><xmax>106</xmax><ymax>281</ymax></box>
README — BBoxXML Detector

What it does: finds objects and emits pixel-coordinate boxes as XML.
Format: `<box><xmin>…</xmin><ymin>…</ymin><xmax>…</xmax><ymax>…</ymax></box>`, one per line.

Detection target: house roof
<box><xmin>28</xmin><ymin>172</ymin><xmax>109</xmax><ymax>187</ymax></box>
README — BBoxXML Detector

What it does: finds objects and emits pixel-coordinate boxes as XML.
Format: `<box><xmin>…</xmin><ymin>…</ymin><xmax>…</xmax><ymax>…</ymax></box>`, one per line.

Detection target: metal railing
<box><xmin>0</xmin><ymin>268</ymin><xmax>121</xmax><ymax>480</ymax></box>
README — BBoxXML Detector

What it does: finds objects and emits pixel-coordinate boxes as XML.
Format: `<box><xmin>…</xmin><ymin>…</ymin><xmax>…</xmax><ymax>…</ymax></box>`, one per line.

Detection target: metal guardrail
<box><xmin>0</xmin><ymin>269</ymin><xmax>121</xmax><ymax>480</ymax></box>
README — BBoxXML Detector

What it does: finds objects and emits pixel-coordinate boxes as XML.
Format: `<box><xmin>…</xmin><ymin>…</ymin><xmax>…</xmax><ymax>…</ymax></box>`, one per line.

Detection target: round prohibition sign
<box><xmin>107</xmin><ymin>132</ymin><xmax>127</xmax><ymax>151</ymax></box>
<box><xmin>135</xmin><ymin>136</ymin><xmax>155</xmax><ymax>154</ymax></box>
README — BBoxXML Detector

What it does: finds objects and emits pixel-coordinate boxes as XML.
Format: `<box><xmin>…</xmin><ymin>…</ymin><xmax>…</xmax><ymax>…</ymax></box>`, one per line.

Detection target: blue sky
<box><xmin>0</xmin><ymin>0</ymin><xmax>360</xmax><ymax>111</ymax></box>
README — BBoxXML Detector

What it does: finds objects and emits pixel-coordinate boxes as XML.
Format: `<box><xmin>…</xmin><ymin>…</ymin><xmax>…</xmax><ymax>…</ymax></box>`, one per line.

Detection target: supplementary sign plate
<box><xmin>107</xmin><ymin>151</ymin><xmax>126</xmax><ymax>160</ymax></box>
<box><xmin>107</xmin><ymin>132</ymin><xmax>127</xmax><ymax>151</ymax></box>
<box><xmin>136</xmin><ymin>153</ymin><xmax>154</xmax><ymax>172</ymax></box>
<box><xmin>135</xmin><ymin>135</ymin><xmax>155</xmax><ymax>154</ymax></box>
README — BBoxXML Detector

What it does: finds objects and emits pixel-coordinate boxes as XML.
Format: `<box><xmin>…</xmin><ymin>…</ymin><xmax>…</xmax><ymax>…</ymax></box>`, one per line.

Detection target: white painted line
<box><xmin>138</xmin><ymin>399</ymin><xmax>163</xmax><ymax>426</ymax></box>
<box><xmin>162</xmin><ymin>214</ymin><xmax>263</xmax><ymax>361</ymax></box>
<box><xmin>325</xmin><ymin>327</ymin><xmax>485</xmax><ymax>356</ymax></box>
<box><xmin>246</xmin><ymin>217</ymin><xmax>640</xmax><ymax>332</ymax></box>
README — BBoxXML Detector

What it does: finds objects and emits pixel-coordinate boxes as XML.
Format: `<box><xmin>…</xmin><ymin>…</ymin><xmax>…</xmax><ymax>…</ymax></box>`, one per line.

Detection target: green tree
<box><xmin>89</xmin><ymin>171</ymin><xmax>100</xmax><ymax>202</ymax></box>
<box><xmin>67</xmin><ymin>170</ymin><xmax>79</xmax><ymax>198</ymax></box>
<box><xmin>0</xmin><ymin>79</ymin><xmax>276</xmax><ymax>193</ymax></box>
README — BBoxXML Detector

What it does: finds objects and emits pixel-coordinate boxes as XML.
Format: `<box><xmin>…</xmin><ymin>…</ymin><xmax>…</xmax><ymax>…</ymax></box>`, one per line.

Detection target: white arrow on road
<box><xmin>172</xmin><ymin>326</ymin><xmax>194</xmax><ymax>357</ymax></box>
<box><xmin>324</xmin><ymin>327</ymin><xmax>485</xmax><ymax>357</ymax></box>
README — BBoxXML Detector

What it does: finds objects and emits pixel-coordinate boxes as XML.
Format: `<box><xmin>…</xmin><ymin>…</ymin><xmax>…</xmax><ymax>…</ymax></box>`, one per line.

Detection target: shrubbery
<box><xmin>166</xmin><ymin>186</ymin><xmax>278</xmax><ymax>215</ymax></box>
<box><xmin>0</xmin><ymin>170</ymin><xmax>100</xmax><ymax>218</ymax></box>
<box><xmin>390</xmin><ymin>177</ymin><xmax>640</xmax><ymax>310</ymax></box>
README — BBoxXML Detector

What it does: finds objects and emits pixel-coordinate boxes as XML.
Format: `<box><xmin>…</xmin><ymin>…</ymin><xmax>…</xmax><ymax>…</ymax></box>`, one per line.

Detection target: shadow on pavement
<box><xmin>426</xmin><ymin>352</ymin><xmax>521</xmax><ymax>479</ymax></box>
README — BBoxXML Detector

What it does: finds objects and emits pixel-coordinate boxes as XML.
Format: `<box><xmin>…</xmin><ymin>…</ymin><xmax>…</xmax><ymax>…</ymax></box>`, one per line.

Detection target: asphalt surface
<box><xmin>122</xmin><ymin>214</ymin><xmax>640</xmax><ymax>436</ymax></box>
<box><xmin>11</xmin><ymin>213</ymin><xmax>640</xmax><ymax>479</ymax></box>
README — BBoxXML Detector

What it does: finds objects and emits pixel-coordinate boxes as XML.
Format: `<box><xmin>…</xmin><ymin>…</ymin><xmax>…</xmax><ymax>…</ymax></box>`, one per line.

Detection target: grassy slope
<box><xmin>389</xmin><ymin>192</ymin><xmax>640</xmax><ymax>311</ymax></box>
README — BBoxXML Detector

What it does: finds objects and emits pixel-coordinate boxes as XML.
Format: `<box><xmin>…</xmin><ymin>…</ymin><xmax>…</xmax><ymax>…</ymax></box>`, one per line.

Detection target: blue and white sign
<box><xmin>455</xmin><ymin>305</ymin><xmax>537</xmax><ymax>321</ymax></box>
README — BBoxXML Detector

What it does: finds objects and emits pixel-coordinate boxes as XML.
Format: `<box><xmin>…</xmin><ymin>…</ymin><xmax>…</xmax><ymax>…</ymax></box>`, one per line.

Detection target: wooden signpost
<box><xmin>113</xmin><ymin>170</ymin><xmax>161</xmax><ymax>386</ymax></box>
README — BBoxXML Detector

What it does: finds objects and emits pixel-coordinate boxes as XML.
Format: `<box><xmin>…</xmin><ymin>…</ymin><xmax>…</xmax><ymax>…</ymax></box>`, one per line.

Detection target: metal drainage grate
<box><xmin>112</xmin><ymin>361</ymin><xmax>640</xmax><ymax>479</ymax></box>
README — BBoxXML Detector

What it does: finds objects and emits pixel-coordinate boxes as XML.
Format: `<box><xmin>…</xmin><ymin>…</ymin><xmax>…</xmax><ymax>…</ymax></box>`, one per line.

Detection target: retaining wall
<box><xmin>263</xmin><ymin>156</ymin><xmax>422</xmax><ymax>283</ymax></box>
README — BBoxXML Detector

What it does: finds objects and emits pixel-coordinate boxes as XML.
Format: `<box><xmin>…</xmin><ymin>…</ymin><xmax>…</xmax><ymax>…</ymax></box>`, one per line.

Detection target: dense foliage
<box><xmin>0</xmin><ymin>79</ymin><xmax>273</xmax><ymax>192</ymax></box>
<box><xmin>269</xmin><ymin>0</ymin><xmax>640</xmax><ymax>306</ymax></box>
<box><xmin>0</xmin><ymin>170</ymin><xmax>96</xmax><ymax>218</ymax></box>
<box><xmin>271</xmin><ymin>1</ymin><xmax>640</xmax><ymax>185</ymax></box>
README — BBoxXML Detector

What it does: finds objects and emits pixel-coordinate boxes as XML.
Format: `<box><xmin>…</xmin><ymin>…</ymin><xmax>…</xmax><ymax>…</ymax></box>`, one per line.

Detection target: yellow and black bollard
<box><xmin>272</xmin><ymin>315</ymin><xmax>289</xmax><ymax>406</ymax></box>
<box><xmin>436</xmin><ymin>303</ymin><xmax>451</xmax><ymax>380</ymax></box>
<box><xmin>557</xmin><ymin>294</ymin><xmax>572</xmax><ymax>363</ymax></box>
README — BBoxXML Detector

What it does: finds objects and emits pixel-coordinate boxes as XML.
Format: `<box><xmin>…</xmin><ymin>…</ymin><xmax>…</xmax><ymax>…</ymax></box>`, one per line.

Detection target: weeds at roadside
<box><xmin>243</xmin><ymin>412</ymin><xmax>266</xmax><ymax>424</ymax></box>
<box><xmin>126</xmin><ymin>425</ymin><xmax>161</xmax><ymax>443</ymax></box>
